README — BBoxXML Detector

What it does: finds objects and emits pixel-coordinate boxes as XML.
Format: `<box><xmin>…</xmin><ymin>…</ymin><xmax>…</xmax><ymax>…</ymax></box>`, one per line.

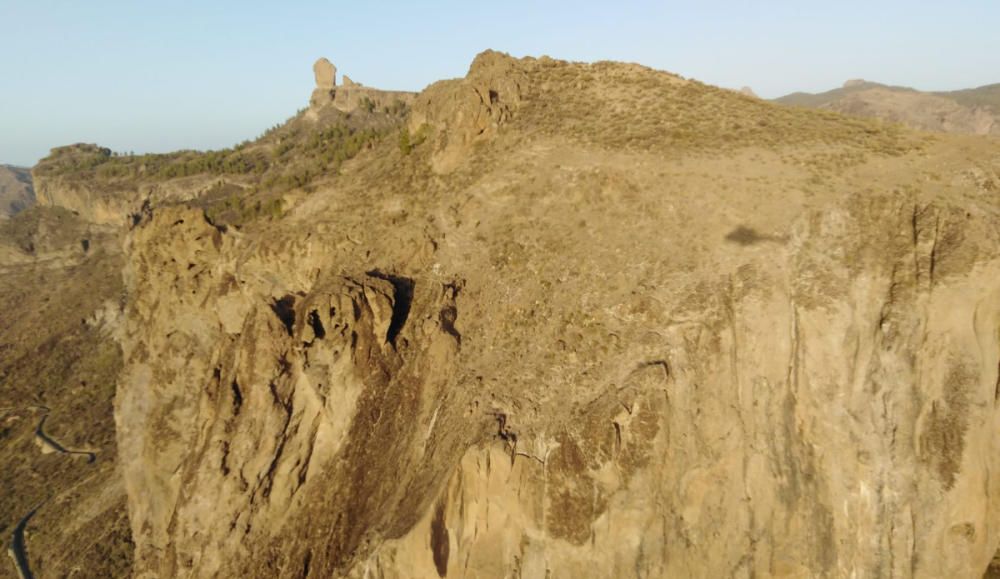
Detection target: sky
<box><xmin>1</xmin><ymin>0</ymin><xmax>999</xmax><ymax>167</ymax></box>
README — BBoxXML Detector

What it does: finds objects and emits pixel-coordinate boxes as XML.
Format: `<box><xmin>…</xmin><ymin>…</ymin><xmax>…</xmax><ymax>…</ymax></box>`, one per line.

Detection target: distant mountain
<box><xmin>775</xmin><ymin>80</ymin><xmax>1000</xmax><ymax>135</ymax></box>
<box><xmin>0</xmin><ymin>164</ymin><xmax>35</xmax><ymax>219</ymax></box>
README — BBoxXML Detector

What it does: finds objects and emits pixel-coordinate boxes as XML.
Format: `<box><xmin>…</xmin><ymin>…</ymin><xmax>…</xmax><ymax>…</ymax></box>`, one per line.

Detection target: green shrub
<box><xmin>398</xmin><ymin>124</ymin><xmax>429</xmax><ymax>155</ymax></box>
<box><xmin>398</xmin><ymin>129</ymin><xmax>412</xmax><ymax>155</ymax></box>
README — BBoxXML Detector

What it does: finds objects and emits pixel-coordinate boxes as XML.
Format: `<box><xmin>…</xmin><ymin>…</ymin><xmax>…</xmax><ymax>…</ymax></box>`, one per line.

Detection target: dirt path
<box><xmin>6</xmin><ymin>407</ymin><xmax>99</xmax><ymax>578</ymax></box>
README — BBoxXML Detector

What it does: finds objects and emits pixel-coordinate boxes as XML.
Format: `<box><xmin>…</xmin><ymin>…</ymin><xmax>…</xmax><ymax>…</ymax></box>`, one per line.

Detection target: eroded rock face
<box><xmin>118</xmin><ymin>208</ymin><xmax>467</xmax><ymax>577</ymax></box>
<box><xmin>32</xmin><ymin>144</ymin><xmax>220</xmax><ymax>226</ymax></box>
<box><xmin>411</xmin><ymin>49</ymin><xmax>527</xmax><ymax>172</ymax></box>
<box><xmin>343</xmin><ymin>200</ymin><xmax>1000</xmax><ymax>579</ymax></box>
<box><xmin>115</xmin><ymin>52</ymin><xmax>1000</xmax><ymax>578</ymax></box>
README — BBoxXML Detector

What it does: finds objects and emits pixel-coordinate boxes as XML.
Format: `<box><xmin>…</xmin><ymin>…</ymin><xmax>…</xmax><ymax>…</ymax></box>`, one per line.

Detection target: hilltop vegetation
<box><xmin>519</xmin><ymin>60</ymin><xmax>920</xmax><ymax>155</ymax></box>
<box><xmin>34</xmin><ymin>102</ymin><xmax>410</xmax><ymax>227</ymax></box>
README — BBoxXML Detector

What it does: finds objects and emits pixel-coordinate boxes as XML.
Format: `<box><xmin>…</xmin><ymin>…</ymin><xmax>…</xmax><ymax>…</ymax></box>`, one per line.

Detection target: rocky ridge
<box><xmin>308</xmin><ymin>57</ymin><xmax>416</xmax><ymax>119</ymax></box>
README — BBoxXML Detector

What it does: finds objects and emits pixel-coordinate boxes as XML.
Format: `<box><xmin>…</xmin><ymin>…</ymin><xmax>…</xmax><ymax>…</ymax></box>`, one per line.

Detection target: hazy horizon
<box><xmin>2</xmin><ymin>0</ymin><xmax>999</xmax><ymax>167</ymax></box>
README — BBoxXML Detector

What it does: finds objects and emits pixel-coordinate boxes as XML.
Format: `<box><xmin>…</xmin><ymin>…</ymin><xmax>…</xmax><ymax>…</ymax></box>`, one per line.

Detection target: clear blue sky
<box><xmin>2</xmin><ymin>0</ymin><xmax>998</xmax><ymax>167</ymax></box>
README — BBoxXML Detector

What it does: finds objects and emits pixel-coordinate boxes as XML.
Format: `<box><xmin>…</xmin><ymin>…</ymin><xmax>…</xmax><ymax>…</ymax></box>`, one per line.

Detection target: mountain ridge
<box><xmin>5</xmin><ymin>50</ymin><xmax>1000</xmax><ymax>578</ymax></box>
<box><xmin>775</xmin><ymin>79</ymin><xmax>1000</xmax><ymax>134</ymax></box>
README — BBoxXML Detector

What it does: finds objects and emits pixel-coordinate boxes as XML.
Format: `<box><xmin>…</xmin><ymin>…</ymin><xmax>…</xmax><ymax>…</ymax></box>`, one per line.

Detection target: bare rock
<box><xmin>307</xmin><ymin>60</ymin><xmax>414</xmax><ymax>114</ymax></box>
<box><xmin>32</xmin><ymin>144</ymin><xmax>217</xmax><ymax>226</ymax></box>
<box><xmin>410</xmin><ymin>50</ymin><xmax>527</xmax><ymax>172</ymax></box>
<box><xmin>309</xmin><ymin>58</ymin><xmax>338</xmax><ymax>109</ymax></box>
<box><xmin>313</xmin><ymin>57</ymin><xmax>336</xmax><ymax>89</ymax></box>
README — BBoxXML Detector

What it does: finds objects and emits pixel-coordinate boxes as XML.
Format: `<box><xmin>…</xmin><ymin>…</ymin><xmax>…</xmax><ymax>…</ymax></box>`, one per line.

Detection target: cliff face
<box><xmin>32</xmin><ymin>146</ymin><xmax>221</xmax><ymax>226</ymax></box>
<box><xmin>111</xmin><ymin>52</ymin><xmax>1000</xmax><ymax>578</ymax></box>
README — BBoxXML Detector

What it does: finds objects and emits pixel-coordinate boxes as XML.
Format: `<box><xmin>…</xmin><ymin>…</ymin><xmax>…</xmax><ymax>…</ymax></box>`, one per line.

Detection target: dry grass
<box><xmin>515</xmin><ymin>59</ymin><xmax>922</xmax><ymax>159</ymax></box>
<box><xmin>0</xmin><ymin>208</ymin><xmax>131</xmax><ymax>577</ymax></box>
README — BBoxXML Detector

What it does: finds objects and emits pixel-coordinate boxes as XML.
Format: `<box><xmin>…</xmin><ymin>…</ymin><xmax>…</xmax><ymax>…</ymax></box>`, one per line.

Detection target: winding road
<box><xmin>34</xmin><ymin>414</ymin><xmax>96</xmax><ymax>463</ymax></box>
<box><xmin>6</xmin><ymin>407</ymin><xmax>99</xmax><ymax>578</ymax></box>
<box><xmin>7</xmin><ymin>507</ymin><xmax>39</xmax><ymax>579</ymax></box>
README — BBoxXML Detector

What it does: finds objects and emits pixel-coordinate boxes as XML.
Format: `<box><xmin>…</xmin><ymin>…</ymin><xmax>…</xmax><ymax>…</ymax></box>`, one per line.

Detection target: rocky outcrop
<box><xmin>410</xmin><ymin>50</ymin><xmax>527</xmax><ymax>172</ymax></box>
<box><xmin>310</xmin><ymin>58</ymin><xmax>337</xmax><ymax>109</ymax></box>
<box><xmin>314</xmin><ymin>57</ymin><xmax>337</xmax><ymax>89</ymax></box>
<box><xmin>308</xmin><ymin>57</ymin><xmax>415</xmax><ymax>116</ymax></box>
<box><xmin>33</xmin><ymin>171</ymin><xmax>218</xmax><ymax>226</ymax></box>
<box><xmin>118</xmin><ymin>207</ymin><xmax>465</xmax><ymax>577</ymax></box>
<box><xmin>32</xmin><ymin>145</ymin><xmax>233</xmax><ymax>226</ymax></box>
<box><xmin>112</xmin><ymin>51</ymin><xmax>1000</xmax><ymax>579</ymax></box>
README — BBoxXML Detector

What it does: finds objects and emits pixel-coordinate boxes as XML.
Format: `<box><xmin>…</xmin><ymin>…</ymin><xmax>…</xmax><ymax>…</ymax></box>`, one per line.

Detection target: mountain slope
<box><xmin>0</xmin><ymin>206</ymin><xmax>132</xmax><ymax>578</ymax></box>
<box><xmin>103</xmin><ymin>51</ymin><xmax>1000</xmax><ymax>578</ymax></box>
<box><xmin>8</xmin><ymin>51</ymin><xmax>1000</xmax><ymax>578</ymax></box>
<box><xmin>776</xmin><ymin>80</ymin><xmax>1000</xmax><ymax>135</ymax></box>
<box><xmin>0</xmin><ymin>165</ymin><xmax>35</xmax><ymax>219</ymax></box>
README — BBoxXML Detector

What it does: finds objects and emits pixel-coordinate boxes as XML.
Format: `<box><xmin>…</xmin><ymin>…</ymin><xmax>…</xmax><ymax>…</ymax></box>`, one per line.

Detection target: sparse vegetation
<box><xmin>202</xmin><ymin>186</ymin><xmax>284</xmax><ymax>227</ymax></box>
<box><xmin>0</xmin><ymin>206</ymin><xmax>132</xmax><ymax>579</ymax></box>
<box><xmin>398</xmin><ymin>124</ymin><xmax>430</xmax><ymax>155</ymax></box>
<box><xmin>35</xmin><ymin>104</ymin><xmax>407</xmax><ymax>227</ymax></box>
<box><xmin>518</xmin><ymin>61</ymin><xmax>920</xmax><ymax>158</ymax></box>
